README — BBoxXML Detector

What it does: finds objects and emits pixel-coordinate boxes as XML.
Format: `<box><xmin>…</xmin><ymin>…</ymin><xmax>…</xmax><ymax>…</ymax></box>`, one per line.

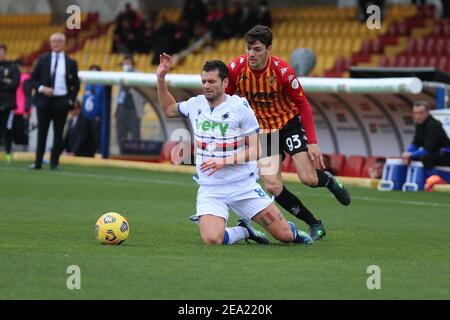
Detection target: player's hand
<box><xmin>42</xmin><ymin>86</ymin><xmax>54</xmax><ymax>97</ymax></box>
<box><xmin>308</xmin><ymin>144</ymin><xmax>325</xmax><ymax>169</ymax></box>
<box><xmin>200</xmin><ymin>159</ymin><xmax>226</xmax><ymax>176</ymax></box>
<box><xmin>401</xmin><ymin>151</ymin><xmax>411</xmax><ymax>165</ymax></box>
<box><xmin>156</xmin><ymin>53</ymin><xmax>172</xmax><ymax>80</ymax></box>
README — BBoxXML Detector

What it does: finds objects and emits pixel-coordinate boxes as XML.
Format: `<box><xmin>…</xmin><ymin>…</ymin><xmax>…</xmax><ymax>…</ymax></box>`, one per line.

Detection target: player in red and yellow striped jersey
<box><xmin>226</xmin><ymin>26</ymin><xmax>351</xmax><ymax>240</ymax></box>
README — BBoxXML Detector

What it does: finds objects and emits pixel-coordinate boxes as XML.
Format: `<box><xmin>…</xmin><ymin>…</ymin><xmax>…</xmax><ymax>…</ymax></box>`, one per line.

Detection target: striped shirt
<box><xmin>178</xmin><ymin>94</ymin><xmax>260</xmax><ymax>185</ymax></box>
<box><xmin>226</xmin><ymin>54</ymin><xmax>317</xmax><ymax>143</ymax></box>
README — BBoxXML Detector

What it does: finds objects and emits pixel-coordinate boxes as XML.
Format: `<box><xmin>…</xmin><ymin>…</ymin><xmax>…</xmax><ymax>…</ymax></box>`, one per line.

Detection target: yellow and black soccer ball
<box><xmin>95</xmin><ymin>212</ymin><xmax>129</xmax><ymax>245</ymax></box>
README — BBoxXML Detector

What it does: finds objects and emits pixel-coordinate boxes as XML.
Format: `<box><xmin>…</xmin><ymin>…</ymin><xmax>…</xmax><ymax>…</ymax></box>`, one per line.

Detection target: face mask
<box><xmin>123</xmin><ymin>65</ymin><xmax>133</xmax><ymax>72</ymax></box>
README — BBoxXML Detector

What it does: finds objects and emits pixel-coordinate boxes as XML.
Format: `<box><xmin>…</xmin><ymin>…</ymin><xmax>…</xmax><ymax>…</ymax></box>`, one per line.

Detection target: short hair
<box><xmin>122</xmin><ymin>54</ymin><xmax>135</xmax><ymax>64</ymax></box>
<box><xmin>50</xmin><ymin>32</ymin><xmax>66</xmax><ymax>42</ymax></box>
<box><xmin>202</xmin><ymin>60</ymin><xmax>229</xmax><ymax>81</ymax></box>
<box><xmin>413</xmin><ymin>101</ymin><xmax>430</xmax><ymax>111</ymax></box>
<box><xmin>89</xmin><ymin>64</ymin><xmax>102</xmax><ymax>71</ymax></box>
<box><xmin>0</xmin><ymin>44</ymin><xmax>7</xmax><ymax>52</ymax></box>
<box><xmin>245</xmin><ymin>25</ymin><xmax>272</xmax><ymax>47</ymax></box>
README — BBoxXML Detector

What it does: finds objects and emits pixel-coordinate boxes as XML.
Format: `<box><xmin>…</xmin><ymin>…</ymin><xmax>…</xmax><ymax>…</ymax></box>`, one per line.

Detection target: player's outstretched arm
<box><xmin>156</xmin><ymin>53</ymin><xmax>180</xmax><ymax>118</ymax></box>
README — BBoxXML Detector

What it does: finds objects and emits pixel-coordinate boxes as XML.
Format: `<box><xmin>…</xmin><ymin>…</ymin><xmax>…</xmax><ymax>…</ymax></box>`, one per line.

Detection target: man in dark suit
<box><xmin>30</xmin><ymin>32</ymin><xmax>80</xmax><ymax>170</ymax></box>
<box><xmin>63</xmin><ymin>100</ymin><xmax>96</xmax><ymax>157</ymax></box>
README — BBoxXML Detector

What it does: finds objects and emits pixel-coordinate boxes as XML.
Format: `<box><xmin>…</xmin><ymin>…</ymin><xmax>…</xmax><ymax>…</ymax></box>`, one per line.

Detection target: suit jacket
<box><xmin>64</xmin><ymin>113</ymin><xmax>96</xmax><ymax>157</ymax></box>
<box><xmin>30</xmin><ymin>52</ymin><xmax>80</xmax><ymax>109</ymax></box>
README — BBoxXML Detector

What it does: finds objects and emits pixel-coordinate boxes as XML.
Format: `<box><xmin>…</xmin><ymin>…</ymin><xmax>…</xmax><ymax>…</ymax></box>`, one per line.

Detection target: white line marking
<box><xmin>2</xmin><ymin>166</ymin><xmax>449</xmax><ymax>208</ymax></box>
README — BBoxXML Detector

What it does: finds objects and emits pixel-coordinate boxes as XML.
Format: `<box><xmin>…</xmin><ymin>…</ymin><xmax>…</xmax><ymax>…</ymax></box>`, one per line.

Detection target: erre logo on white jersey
<box><xmin>178</xmin><ymin>94</ymin><xmax>260</xmax><ymax>185</ymax></box>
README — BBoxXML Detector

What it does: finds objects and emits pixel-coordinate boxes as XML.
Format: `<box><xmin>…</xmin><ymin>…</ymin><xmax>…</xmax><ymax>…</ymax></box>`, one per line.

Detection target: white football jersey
<box><xmin>178</xmin><ymin>94</ymin><xmax>260</xmax><ymax>185</ymax></box>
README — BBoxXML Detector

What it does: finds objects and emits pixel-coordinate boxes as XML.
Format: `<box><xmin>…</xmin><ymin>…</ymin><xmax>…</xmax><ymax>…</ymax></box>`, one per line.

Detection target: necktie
<box><xmin>51</xmin><ymin>53</ymin><xmax>59</xmax><ymax>88</ymax></box>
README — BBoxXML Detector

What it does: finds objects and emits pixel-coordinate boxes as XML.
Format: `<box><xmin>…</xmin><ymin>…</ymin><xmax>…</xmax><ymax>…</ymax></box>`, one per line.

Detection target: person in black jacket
<box><xmin>63</xmin><ymin>100</ymin><xmax>96</xmax><ymax>157</ymax></box>
<box><xmin>402</xmin><ymin>101</ymin><xmax>450</xmax><ymax>172</ymax></box>
<box><xmin>0</xmin><ymin>44</ymin><xmax>21</xmax><ymax>162</ymax></box>
<box><xmin>30</xmin><ymin>33</ymin><xmax>80</xmax><ymax>170</ymax></box>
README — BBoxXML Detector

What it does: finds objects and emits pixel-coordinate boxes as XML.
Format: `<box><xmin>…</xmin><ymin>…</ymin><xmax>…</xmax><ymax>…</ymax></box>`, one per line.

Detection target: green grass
<box><xmin>1</xmin><ymin>161</ymin><xmax>449</xmax><ymax>299</ymax></box>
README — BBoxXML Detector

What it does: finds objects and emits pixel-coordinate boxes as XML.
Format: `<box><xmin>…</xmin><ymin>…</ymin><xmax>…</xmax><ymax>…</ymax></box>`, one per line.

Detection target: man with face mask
<box><xmin>115</xmin><ymin>54</ymin><xmax>145</xmax><ymax>153</ymax></box>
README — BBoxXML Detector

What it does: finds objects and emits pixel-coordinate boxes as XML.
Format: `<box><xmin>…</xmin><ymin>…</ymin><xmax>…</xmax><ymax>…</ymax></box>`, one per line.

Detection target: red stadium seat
<box><xmin>328</xmin><ymin>153</ymin><xmax>346</xmax><ymax>176</ymax></box>
<box><xmin>427</xmin><ymin>55</ymin><xmax>437</xmax><ymax>68</ymax></box>
<box><xmin>379</xmin><ymin>55</ymin><xmax>389</xmax><ymax>67</ymax></box>
<box><xmin>396</xmin><ymin>55</ymin><xmax>408</xmax><ymax>67</ymax></box>
<box><xmin>342</xmin><ymin>155</ymin><xmax>365</xmax><ymax>177</ymax></box>
<box><xmin>445</xmin><ymin>38</ymin><xmax>450</xmax><ymax>55</ymax></box>
<box><xmin>424</xmin><ymin>37</ymin><xmax>435</xmax><ymax>55</ymax></box>
<box><xmin>437</xmin><ymin>56</ymin><xmax>448</xmax><ymax>72</ymax></box>
<box><xmin>406</xmin><ymin>55</ymin><xmax>418</xmax><ymax>67</ymax></box>
<box><xmin>405</xmin><ymin>38</ymin><xmax>415</xmax><ymax>54</ymax></box>
<box><xmin>417</xmin><ymin>55</ymin><xmax>428</xmax><ymax>67</ymax></box>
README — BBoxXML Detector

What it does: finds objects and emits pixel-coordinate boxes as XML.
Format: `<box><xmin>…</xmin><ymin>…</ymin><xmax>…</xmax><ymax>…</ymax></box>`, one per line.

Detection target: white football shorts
<box><xmin>193</xmin><ymin>178</ymin><xmax>273</xmax><ymax>223</ymax></box>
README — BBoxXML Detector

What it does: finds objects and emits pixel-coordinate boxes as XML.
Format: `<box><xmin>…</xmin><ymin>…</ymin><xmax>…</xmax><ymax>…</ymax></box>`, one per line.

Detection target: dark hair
<box><xmin>245</xmin><ymin>25</ymin><xmax>272</xmax><ymax>47</ymax></box>
<box><xmin>413</xmin><ymin>100</ymin><xmax>430</xmax><ymax>111</ymax></box>
<box><xmin>122</xmin><ymin>54</ymin><xmax>135</xmax><ymax>65</ymax></box>
<box><xmin>0</xmin><ymin>44</ymin><xmax>7</xmax><ymax>52</ymax></box>
<box><xmin>89</xmin><ymin>64</ymin><xmax>102</xmax><ymax>71</ymax></box>
<box><xmin>202</xmin><ymin>60</ymin><xmax>229</xmax><ymax>81</ymax></box>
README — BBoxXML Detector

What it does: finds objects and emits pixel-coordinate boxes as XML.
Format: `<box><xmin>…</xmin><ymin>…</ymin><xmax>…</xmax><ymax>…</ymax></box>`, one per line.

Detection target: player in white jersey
<box><xmin>156</xmin><ymin>53</ymin><xmax>313</xmax><ymax>245</ymax></box>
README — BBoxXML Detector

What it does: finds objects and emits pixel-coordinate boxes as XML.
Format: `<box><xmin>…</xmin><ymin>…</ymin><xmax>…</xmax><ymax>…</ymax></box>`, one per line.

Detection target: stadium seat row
<box><xmin>0</xmin><ymin>14</ymin><xmax>51</xmax><ymax>25</ymax></box>
<box><xmin>379</xmin><ymin>54</ymin><xmax>450</xmax><ymax>73</ymax></box>
<box><xmin>281</xmin><ymin>154</ymin><xmax>385</xmax><ymax>178</ymax></box>
<box><xmin>273</xmin><ymin>22</ymin><xmax>386</xmax><ymax>37</ymax></box>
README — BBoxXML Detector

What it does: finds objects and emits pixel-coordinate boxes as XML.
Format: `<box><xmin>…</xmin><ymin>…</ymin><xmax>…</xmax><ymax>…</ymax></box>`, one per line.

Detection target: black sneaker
<box><xmin>309</xmin><ymin>220</ymin><xmax>326</xmax><ymax>241</ymax></box>
<box><xmin>325</xmin><ymin>171</ymin><xmax>351</xmax><ymax>206</ymax></box>
<box><xmin>29</xmin><ymin>163</ymin><xmax>42</xmax><ymax>170</ymax></box>
<box><xmin>237</xmin><ymin>219</ymin><xmax>270</xmax><ymax>244</ymax></box>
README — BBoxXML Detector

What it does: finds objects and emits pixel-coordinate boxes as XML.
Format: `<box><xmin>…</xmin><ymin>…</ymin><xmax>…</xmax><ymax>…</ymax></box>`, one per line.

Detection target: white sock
<box><xmin>223</xmin><ymin>226</ymin><xmax>249</xmax><ymax>245</ymax></box>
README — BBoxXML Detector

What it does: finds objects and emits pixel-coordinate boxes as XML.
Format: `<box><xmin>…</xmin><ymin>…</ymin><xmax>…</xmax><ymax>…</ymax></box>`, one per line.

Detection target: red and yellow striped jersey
<box><xmin>226</xmin><ymin>54</ymin><xmax>317</xmax><ymax>144</ymax></box>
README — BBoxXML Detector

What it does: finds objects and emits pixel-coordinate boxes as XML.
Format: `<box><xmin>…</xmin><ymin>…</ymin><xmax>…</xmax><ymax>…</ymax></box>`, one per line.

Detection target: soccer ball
<box><xmin>95</xmin><ymin>212</ymin><xmax>130</xmax><ymax>245</ymax></box>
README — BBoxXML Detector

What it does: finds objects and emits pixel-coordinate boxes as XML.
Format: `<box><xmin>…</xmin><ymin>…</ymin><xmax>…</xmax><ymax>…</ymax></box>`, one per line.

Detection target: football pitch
<box><xmin>1</xmin><ymin>161</ymin><xmax>449</xmax><ymax>300</ymax></box>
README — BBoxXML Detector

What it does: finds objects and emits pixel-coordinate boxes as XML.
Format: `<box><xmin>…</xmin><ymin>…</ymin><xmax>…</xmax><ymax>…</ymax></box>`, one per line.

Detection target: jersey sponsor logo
<box><xmin>246</xmin><ymin>91</ymin><xmax>275</xmax><ymax>101</ymax></box>
<box><xmin>195</xmin><ymin>119</ymin><xmax>229</xmax><ymax>136</ymax></box>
